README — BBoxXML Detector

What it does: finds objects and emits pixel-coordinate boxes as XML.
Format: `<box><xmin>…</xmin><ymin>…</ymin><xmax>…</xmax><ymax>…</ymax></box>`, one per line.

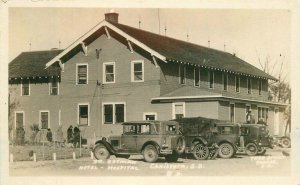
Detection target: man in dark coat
<box><xmin>67</xmin><ymin>125</ymin><xmax>73</xmax><ymax>144</ymax></box>
<box><xmin>46</xmin><ymin>128</ymin><xmax>53</xmax><ymax>146</ymax></box>
<box><xmin>73</xmin><ymin>126</ymin><xmax>80</xmax><ymax>148</ymax></box>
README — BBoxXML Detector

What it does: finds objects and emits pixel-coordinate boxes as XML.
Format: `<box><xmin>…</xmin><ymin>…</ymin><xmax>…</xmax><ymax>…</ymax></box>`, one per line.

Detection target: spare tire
<box><xmin>174</xmin><ymin>136</ymin><xmax>186</xmax><ymax>154</ymax></box>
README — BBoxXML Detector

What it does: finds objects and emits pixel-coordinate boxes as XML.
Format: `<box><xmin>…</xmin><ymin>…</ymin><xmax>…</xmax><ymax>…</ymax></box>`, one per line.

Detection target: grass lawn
<box><xmin>9</xmin><ymin>144</ymin><xmax>92</xmax><ymax>162</ymax></box>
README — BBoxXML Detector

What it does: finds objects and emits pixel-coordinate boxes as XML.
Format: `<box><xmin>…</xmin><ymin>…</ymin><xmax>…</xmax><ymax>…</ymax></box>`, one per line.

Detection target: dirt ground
<box><xmin>9</xmin><ymin>147</ymin><xmax>290</xmax><ymax>176</ymax></box>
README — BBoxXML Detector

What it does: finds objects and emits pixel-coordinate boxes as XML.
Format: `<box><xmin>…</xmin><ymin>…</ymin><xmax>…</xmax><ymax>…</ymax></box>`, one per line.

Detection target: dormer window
<box><xmin>179</xmin><ymin>65</ymin><xmax>186</xmax><ymax>84</ymax></box>
<box><xmin>50</xmin><ymin>78</ymin><xmax>59</xmax><ymax>95</ymax></box>
<box><xmin>259</xmin><ymin>79</ymin><xmax>262</xmax><ymax>95</ymax></box>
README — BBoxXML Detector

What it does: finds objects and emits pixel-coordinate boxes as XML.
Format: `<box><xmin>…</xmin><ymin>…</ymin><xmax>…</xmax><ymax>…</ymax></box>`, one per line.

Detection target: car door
<box><xmin>121</xmin><ymin>124</ymin><xmax>137</xmax><ymax>153</ymax></box>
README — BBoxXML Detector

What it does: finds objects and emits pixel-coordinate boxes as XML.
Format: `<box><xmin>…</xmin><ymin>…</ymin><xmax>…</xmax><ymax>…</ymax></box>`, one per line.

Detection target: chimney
<box><xmin>105</xmin><ymin>10</ymin><xmax>119</xmax><ymax>23</ymax></box>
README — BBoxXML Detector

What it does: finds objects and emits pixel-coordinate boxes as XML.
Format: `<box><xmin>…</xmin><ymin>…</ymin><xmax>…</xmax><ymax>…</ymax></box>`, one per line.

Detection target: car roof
<box><xmin>122</xmin><ymin>120</ymin><xmax>178</xmax><ymax>125</ymax></box>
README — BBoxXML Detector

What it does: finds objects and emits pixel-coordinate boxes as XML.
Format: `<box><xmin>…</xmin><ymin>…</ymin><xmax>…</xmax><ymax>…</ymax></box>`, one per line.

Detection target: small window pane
<box><xmin>209</xmin><ymin>71</ymin><xmax>214</xmax><ymax>88</ymax></box>
<box><xmin>145</xmin><ymin>115</ymin><xmax>156</xmax><ymax>120</ymax></box>
<box><xmin>41</xmin><ymin>112</ymin><xmax>49</xmax><ymax>129</ymax></box>
<box><xmin>133</xmin><ymin>62</ymin><xmax>143</xmax><ymax>81</ymax></box>
<box><xmin>50</xmin><ymin>79</ymin><xmax>59</xmax><ymax>95</ymax></box>
<box><xmin>115</xmin><ymin>104</ymin><xmax>124</xmax><ymax>123</ymax></box>
<box><xmin>235</xmin><ymin>77</ymin><xmax>240</xmax><ymax>92</ymax></box>
<box><xmin>22</xmin><ymin>81</ymin><xmax>29</xmax><ymax>95</ymax></box>
<box><xmin>134</xmin><ymin>63</ymin><xmax>142</xmax><ymax>71</ymax></box>
<box><xmin>179</xmin><ymin>65</ymin><xmax>185</xmax><ymax>84</ymax></box>
<box><xmin>16</xmin><ymin>113</ymin><xmax>24</xmax><ymax>129</ymax></box>
<box><xmin>194</xmin><ymin>68</ymin><xmax>200</xmax><ymax>86</ymax></box>
<box><xmin>104</xmin><ymin>105</ymin><xmax>113</xmax><ymax>124</ymax></box>
<box><xmin>79</xmin><ymin>105</ymin><xmax>88</xmax><ymax>125</ymax></box>
<box><xmin>77</xmin><ymin>65</ymin><xmax>87</xmax><ymax>84</ymax></box>
<box><xmin>105</xmin><ymin>64</ymin><xmax>114</xmax><ymax>83</ymax></box>
<box><xmin>223</xmin><ymin>73</ymin><xmax>228</xmax><ymax>91</ymax></box>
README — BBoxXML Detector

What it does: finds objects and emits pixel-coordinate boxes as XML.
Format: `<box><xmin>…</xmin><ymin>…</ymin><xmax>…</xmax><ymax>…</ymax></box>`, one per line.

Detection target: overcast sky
<box><xmin>9</xmin><ymin>8</ymin><xmax>290</xmax><ymax>80</ymax></box>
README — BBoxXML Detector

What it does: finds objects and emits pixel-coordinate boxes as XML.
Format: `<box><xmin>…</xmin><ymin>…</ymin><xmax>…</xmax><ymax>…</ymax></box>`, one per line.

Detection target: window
<box><xmin>230</xmin><ymin>103</ymin><xmax>235</xmax><ymax>123</ymax></box>
<box><xmin>137</xmin><ymin>124</ymin><xmax>151</xmax><ymax>134</ymax></box>
<box><xmin>40</xmin><ymin>111</ymin><xmax>49</xmax><ymax>129</ymax></box>
<box><xmin>131</xmin><ymin>60</ymin><xmax>144</xmax><ymax>82</ymax></box>
<box><xmin>15</xmin><ymin>111</ymin><xmax>24</xmax><ymax>129</ymax></box>
<box><xmin>246</xmin><ymin>105</ymin><xmax>251</xmax><ymax>114</ymax></box>
<box><xmin>124</xmin><ymin>124</ymin><xmax>136</xmax><ymax>135</ymax></box>
<box><xmin>218</xmin><ymin>126</ymin><xmax>233</xmax><ymax>134</ymax></box>
<box><xmin>77</xmin><ymin>64</ymin><xmax>88</xmax><ymax>84</ymax></box>
<box><xmin>247</xmin><ymin>78</ymin><xmax>252</xmax><ymax>94</ymax></box>
<box><xmin>258</xmin><ymin>107</ymin><xmax>269</xmax><ymax>123</ymax></box>
<box><xmin>179</xmin><ymin>65</ymin><xmax>186</xmax><ymax>84</ymax></box>
<box><xmin>21</xmin><ymin>80</ymin><xmax>30</xmax><ymax>96</ymax></box>
<box><xmin>103</xmin><ymin>103</ymin><xmax>126</xmax><ymax>124</ymax></box>
<box><xmin>208</xmin><ymin>71</ymin><xmax>214</xmax><ymax>89</ymax></box>
<box><xmin>103</xmin><ymin>62</ymin><xmax>115</xmax><ymax>83</ymax></box>
<box><xmin>78</xmin><ymin>104</ymin><xmax>89</xmax><ymax>125</ymax></box>
<box><xmin>165</xmin><ymin>124</ymin><xmax>177</xmax><ymax>134</ymax></box>
<box><xmin>49</xmin><ymin>78</ymin><xmax>59</xmax><ymax>95</ymax></box>
<box><xmin>172</xmin><ymin>102</ymin><xmax>185</xmax><ymax>119</ymax></box>
<box><xmin>235</xmin><ymin>76</ymin><xmax>240</xmax><ymax>92</ymax></box>
<box><xmin>194</xmin><ymin>68</ymin><xmax>200</xmax><ymax>87</ymax></box>
<box><xmin>143</xmin><ymin>112</ymin><xmax>157</xmax><ymax>120</ymax></box>
<box><xmin>223</xmin><ymin>73</ymin><xmax>228</xmax><ymax>91</ymax></box>
<box><xmin>258</xmin><ymin>80</ymin><xmax>262</xmax><ymax>95</ymax></box>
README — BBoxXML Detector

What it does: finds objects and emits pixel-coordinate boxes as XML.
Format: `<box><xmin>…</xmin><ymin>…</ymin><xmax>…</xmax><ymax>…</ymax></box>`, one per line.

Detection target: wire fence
<box><xmin>9</xmin><ymin>130</ymin><xmax>94</xmax><ymax>162</ymax></box>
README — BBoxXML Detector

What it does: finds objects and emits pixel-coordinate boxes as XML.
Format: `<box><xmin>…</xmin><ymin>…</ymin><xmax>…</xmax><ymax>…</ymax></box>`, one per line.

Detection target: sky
<box><xmin>9</xmin><ymin>8</ymin><xmax>290</xmax><ymax>81</ymax></box>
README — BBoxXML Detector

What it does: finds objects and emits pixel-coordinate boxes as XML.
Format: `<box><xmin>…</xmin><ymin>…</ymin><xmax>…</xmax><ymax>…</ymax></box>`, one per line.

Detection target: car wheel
<box><xmin>245</xmin><ymin>143</ymin><xmax>258</xmax><ymax>156</ymax></box>
<box><xmin>218</xmin><ymin>143</ymin><xmax>234</xmax><ymax>159</ymax></box>
<box><xmin>175</xmin><ymin>136</ymin><xmax>186</xmax><ymax>154</ymax></box>
<box><xmin>115</xmin><ymin>154</ymin><xmax>130</xmax><ymax>159</ymax></box>
<box><xmin>165</xmin><ymin>154</ymin><xmax>179</xmax><ymax>163</ymax></box>
<box><xmin>93</xmin><ymin>144</ymin><xmax>110</xmax><ymax>160</ymax></box>
<box><xmin>281</xmin><ymin>137</ymin><xmax>291</xmax><ymax>148</ymax></box>
<box><xmin>192</xmin><ymin>143</ymin><xmax>209</xmax><ymax>160</ymax></box>
<box><xmin>257</xmin><ymin>148</ymin><xmax>267</xmax><ymax>155</ymax></box>
<box><xmin>143</xmin><ymin>145</ymin><xmax>158</xmax><ymax>163</ymax></box>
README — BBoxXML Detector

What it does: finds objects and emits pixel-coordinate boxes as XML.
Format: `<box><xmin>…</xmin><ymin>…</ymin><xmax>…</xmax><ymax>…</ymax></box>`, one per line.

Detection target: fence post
<box><xmin>73</xmin><ymin>152</ymin><xmax>76</xmax><ymax>160</ymax></box>
<box><xmin>90</xmin><ymin>151</ymin><xmax>93</xmax><ymax>160</ymax></box>
<box><xmin>42</xmin><ymin>141</ymin><xmax>45</xmax><ymax>160</ymax></box>
<box><xmin>33</xmin><ymin>153</ymin><xmax>36</xmax><ymax>162</ymax></box>
<box><xmin>79</xmin><ymin>132</ymin><xmax>82</xmax><ymax>157</ymax></box>
<box><xmin>53</xmin><ymin>153</ymin><xmax>56</xmax><ymax>161</ymax></box>
<box><xmin>53</xmin><ymin>132</ymin><xmax>56</xmax><ymax>149</ymax></box>
<box><xmin>10</xmin><ymin>153</ymin><xmax>13</xmax><ymax>162</ymax></box>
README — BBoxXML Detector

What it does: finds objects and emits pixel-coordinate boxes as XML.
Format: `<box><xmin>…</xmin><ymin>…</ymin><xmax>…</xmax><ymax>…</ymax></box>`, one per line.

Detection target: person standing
<box><xmin>246</xmin><ymin>109</ymin><xmax>255</xmax><ymax>124</ymax></box>
<box><xmin>73</xmin><ymin>126</ymin><xmax>80</xmax><ymax>148</ymax></box>
<box><xmin>67</xmin><ymin>125</ymin><xmax>73</xmax><ymax>144</ymax></box>
<box><xmin>46</xmin><ymin>128</ymin><xmax>53</xmax><ymax>146</ymax></box>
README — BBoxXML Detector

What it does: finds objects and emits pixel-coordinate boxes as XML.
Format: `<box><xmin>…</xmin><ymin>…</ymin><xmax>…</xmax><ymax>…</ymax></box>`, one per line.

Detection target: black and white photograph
<box><xmin>1</xmin><ymin>1</ymin><xmax>299</xmax><ymax>185</ymax></box>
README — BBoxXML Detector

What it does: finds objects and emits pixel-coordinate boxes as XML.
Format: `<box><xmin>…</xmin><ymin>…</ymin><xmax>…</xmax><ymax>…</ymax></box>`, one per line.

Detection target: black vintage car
<box><xmin>174</xmin><ymin>117</ymin><xmax>219</xmax><ymax>160</ymax></box>
<box><xmin>240</xmin><ymin>124</ymin><xmax>273</xmax><ymax>156</ymax></box>
<box><xmin>215</xmin><ymin>123</ymin><xmax>240</xmax><ymax>158</ymax></box>
<box><xmin>93</xmin><ymin>121</ymin><xmax>186</xmax><ymax>163</ymax></box>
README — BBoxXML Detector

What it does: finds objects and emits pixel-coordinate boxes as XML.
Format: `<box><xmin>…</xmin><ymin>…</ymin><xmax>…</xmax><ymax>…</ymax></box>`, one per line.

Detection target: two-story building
<box><xmin>9</xmin><ymin>12</ymin><xmax>287</xmax><ymax>144</ymax></box>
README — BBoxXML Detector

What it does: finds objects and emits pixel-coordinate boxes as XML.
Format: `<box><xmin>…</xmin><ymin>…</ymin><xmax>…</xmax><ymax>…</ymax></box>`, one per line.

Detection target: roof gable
<box><xmin>42</xmin><ymin>19</ymin><xmax>276</xmax><ymax>81</ymax></box>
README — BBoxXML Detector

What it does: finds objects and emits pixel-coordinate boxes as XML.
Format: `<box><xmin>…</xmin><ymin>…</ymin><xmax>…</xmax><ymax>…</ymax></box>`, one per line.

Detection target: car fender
<box><xmin>190</xmin><ymin>137</ymin><xmax>208</xmax><ymax>151</ymax></box>
<box><xmin>141</xmin><ymin>140</ymin><xmax>160</xmax><ymax>153</ymax></box>
<box><xmin>95</xmin><ymin>140</ymin><xmax>116</xmax><ymax>154</ymax></box>
<box><xmin>218</xmin><ymin>140</ymin><xmax>238</xmax><ymax>151</ymax></box>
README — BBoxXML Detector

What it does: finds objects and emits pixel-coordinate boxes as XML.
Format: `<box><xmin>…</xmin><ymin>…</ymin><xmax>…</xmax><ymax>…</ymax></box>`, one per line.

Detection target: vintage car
<box><xmin>93</xmin><ymin>121</ymin><xmax>186</xmax><ymax>163</ymax></box>
<box><xmin>174</xmin><ymin>117</ymin><xmax>219</xmax><ymax>160</ymax></box>
<box><xmin>215</xmin><ymin>123</ymin><xmax>240</xmax><ymax>158</ymax></box>
<box><xmin>240</xmin><ymin>124</ymin><xmax>273</xmax><ymax>156</ymax></box>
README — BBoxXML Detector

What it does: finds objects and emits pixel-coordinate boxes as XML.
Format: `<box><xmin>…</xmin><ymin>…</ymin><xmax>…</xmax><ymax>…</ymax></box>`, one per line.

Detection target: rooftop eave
<box><xmin>166</xmin><ymin>58</ymin><xmax>277</xmax><ymax>81</ymax></box>
<box><xmin>45</xmin><ymin>20</ymin><xmax>167</xmax><ymax>69</ymax></box>
<box><xmin>152</xmin><ymin>95</ymin><xmax>288</xmax><ymax>106</ymax></box>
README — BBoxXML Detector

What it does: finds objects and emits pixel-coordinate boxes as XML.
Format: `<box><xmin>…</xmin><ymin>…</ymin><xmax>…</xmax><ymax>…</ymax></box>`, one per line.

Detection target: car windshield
<box><xmin>165</xmin><ymin>124</ymin><xmax>177</xmax><ymax>134</ymax></box>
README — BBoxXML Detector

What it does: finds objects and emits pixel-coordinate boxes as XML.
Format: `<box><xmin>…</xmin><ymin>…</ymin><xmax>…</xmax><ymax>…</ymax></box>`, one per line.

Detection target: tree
<box><xmin>256</xmin><ymin>53</ymin><xmax>291</xmax><ymax>135</ymax></box>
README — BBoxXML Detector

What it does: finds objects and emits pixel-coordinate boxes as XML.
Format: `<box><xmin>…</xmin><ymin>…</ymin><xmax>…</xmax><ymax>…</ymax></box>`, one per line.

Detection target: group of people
<box><xmin>45</xmin><ymin>125</ymin><xmax>81</xmax><ymax>147</ymax></box>
<box><xmin>67</xmin><ymin>125</ymin><xmax>81</xmax><ymax>148</ymax></box>
<box><xmin>246</xmin><ymin>109</ymin><xmax>267</xmax><ymax>125</ymax></box>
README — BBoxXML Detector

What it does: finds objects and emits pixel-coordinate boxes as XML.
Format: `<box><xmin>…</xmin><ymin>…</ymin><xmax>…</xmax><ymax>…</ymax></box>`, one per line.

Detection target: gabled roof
<box><xmin>44</xmin><ymin>20</ymin><xmax>276</xmax><ymax>81</ymax></box>
<box><xmin>110</xmin><ymin>22</ymin><xmax>277</xmax><ymax>81</ymax></box>
<box><xmin>9</xmin><ymin>50</ymin><xmax>63</xmax><ymax>79</ymax></box>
